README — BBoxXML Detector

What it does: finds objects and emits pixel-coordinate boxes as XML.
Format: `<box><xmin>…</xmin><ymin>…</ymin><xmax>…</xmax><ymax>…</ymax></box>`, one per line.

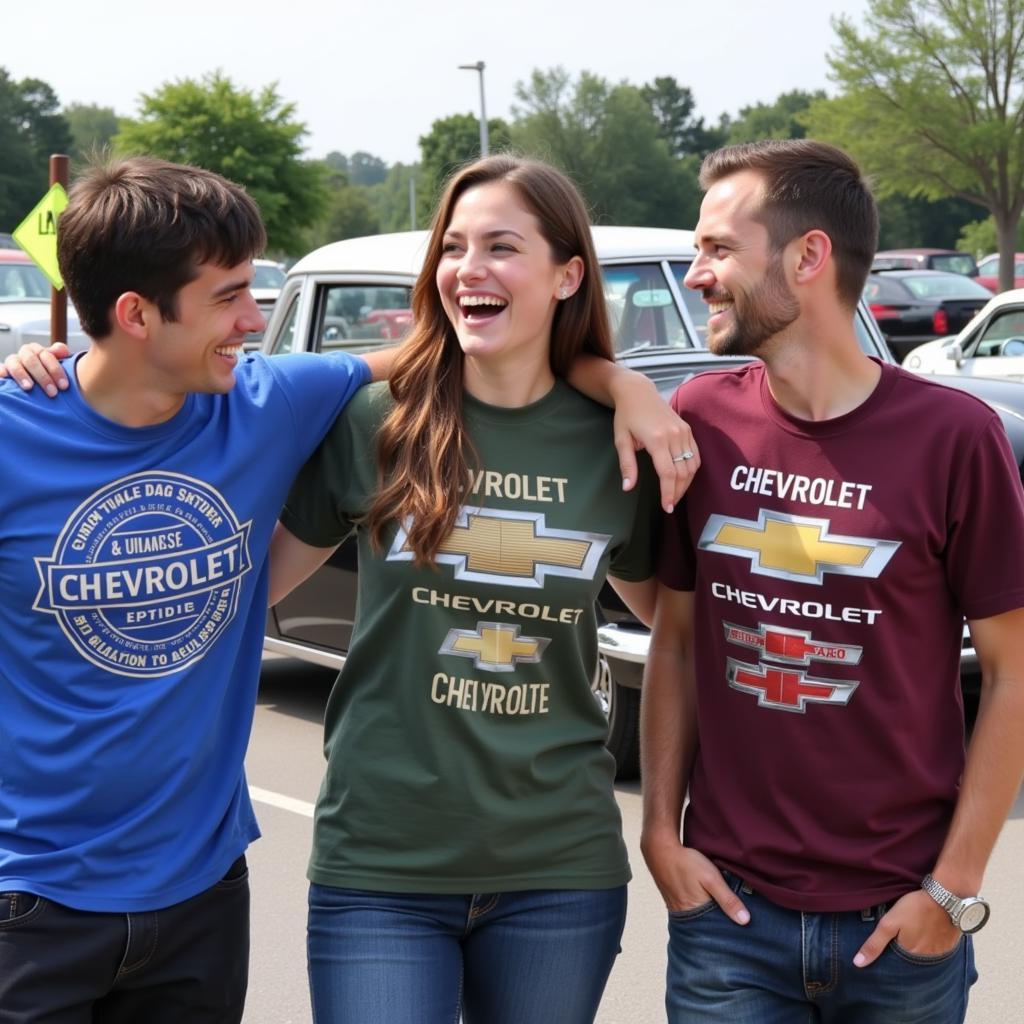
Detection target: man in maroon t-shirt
<box><xmin>641</xmin><ymin>139</ymin><xmax>1024</xmax><ymax>1023</ymax></box>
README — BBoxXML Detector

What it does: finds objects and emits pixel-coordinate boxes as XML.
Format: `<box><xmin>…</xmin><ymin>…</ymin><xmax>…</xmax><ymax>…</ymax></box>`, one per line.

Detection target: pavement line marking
<box><xmin>249</xmin><ymin>785</ymin><xmax>315</xmax><ymax>818</ymax></box>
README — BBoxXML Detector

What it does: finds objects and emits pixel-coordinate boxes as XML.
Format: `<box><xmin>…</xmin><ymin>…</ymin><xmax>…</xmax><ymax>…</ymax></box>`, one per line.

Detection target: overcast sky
<box><xmin>7</xmin><ymin>0</ymin><xmax>870</xmax><ymax>166</ymax></box>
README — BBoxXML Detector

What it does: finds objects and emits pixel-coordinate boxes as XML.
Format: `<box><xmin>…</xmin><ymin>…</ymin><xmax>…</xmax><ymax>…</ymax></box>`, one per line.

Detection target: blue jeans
<box><xmin>666</xmin><ymin>872</ymin><xmax>977</xmax><ymax>1024</ymax></box>
<box><xmin>307</xmin><ymin>883</ymin><xmax>627</xmax><ymax>1024</ymax></box>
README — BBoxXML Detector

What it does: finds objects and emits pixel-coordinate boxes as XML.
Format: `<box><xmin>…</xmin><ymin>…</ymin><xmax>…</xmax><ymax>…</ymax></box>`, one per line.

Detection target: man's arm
<box><xmin>359</xmin><ymin>346</ymin><xmax>398</xmax><ymax>382</ymax></box>
<box><xmin>640</xmin><ymin>583</ymin><xmax>750</xmax><ymax>924</ymax></box>
<box><xmin>566</xmin><ymin>354</ymin><xmax>699</xmax><ymax>514</ymax></box>
<box><xmin>267</xmin><ymin>523</ymin><xmax>340</xmax><ymax>607</ymax></box>
<box><xmin>854</xmin><ymin>606</ymin><xmax>1024</xmax><ymax>966</ymax></box>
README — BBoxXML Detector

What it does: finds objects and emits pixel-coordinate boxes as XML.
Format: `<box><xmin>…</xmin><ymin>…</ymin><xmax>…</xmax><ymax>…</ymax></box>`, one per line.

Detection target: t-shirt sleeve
<box><xmin>945</xmin><ymin>414</ymin><xmax>1024</xmax><ymax>620</ymax></box>
<box><xmin>608</xmin><ymin>452</ymin><xmax>658</xmax><ymax>582</ymax></box>
<box><xmin>265</xmin><ymin>351</ymin><xmax>371</xmax><ymax>461</ymax></box>
<box><xmin>280</xmin><ymin>385</ymin><xmax>382</xmax><ymax>548</ymax></box>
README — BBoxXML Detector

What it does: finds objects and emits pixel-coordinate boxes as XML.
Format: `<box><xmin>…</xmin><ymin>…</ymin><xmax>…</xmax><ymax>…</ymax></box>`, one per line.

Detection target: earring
<box><xmin>559</xmin><ymin>286</ymin><xmax>569</xmax><ymax>300</ymax></box>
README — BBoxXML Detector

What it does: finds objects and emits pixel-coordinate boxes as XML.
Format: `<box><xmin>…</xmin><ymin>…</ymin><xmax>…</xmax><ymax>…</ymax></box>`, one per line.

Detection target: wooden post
<box><xmin>49</xmin><ymin>154</ymin><xmax>70</xmax><ymax>346</ymax></box>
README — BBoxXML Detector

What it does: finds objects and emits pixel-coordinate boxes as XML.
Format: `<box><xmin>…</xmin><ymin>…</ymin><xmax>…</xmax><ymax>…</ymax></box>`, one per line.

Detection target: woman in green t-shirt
<box><xmin>271</xmin><ymin>156</ymin><xmax>687</xmax><ymax>1024</ymax></box>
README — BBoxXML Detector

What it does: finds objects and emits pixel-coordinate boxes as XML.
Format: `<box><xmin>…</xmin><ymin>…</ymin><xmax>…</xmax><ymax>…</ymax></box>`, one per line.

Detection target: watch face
<box><xmin>958</xmin><ymin>900</ymin><xmax>990</xmax><ymax>933</ymax></box>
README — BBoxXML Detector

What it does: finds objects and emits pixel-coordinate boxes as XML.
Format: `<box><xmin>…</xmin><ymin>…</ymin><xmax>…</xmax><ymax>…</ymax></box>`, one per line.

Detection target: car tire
<box><xmin>593</xmin><ymin>655</ymin><xmax>641</xmax><ymax>780</ymax></box>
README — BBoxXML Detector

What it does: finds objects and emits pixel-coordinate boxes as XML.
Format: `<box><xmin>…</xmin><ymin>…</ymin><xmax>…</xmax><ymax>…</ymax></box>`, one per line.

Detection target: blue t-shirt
<box><xmin>0</xmin><ymin>351</ymin><xmax>369</xmax><ymax>912</ymax></box>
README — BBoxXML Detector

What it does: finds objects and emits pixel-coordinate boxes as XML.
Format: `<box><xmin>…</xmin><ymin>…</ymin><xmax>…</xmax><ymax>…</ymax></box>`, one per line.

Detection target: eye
<box><xmin>492</xmin><ymin>242</ymin><xmax>516</xmax><ymax>253</ymax></box>
<box><xmin>441</xmin><ymin>241</ymin><xmax>463</xmax><ymax>254</ymax></box>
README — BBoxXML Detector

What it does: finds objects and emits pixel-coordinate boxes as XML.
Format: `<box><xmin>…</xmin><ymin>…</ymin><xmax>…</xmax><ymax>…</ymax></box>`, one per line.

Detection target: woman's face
<box><xmin>436</xmin><ymin>182</ymin><xmax>576</xmax><ymax>372</ymax></box>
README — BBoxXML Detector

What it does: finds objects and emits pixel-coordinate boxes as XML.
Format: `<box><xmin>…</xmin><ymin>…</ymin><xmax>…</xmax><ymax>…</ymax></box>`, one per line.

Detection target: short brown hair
<box><xmin>58</xmin><ymin>157</ymin><xmax>266</xmax><ymax>339</ymax></box>
<box><xmin>699</xmin><ymin>140</ymin><xmax>878</xmax><ymax>308</ymax></box>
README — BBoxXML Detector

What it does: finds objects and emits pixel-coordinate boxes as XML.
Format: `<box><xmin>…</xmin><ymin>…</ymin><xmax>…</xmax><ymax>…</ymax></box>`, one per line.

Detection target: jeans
<box><xmin>307</xmin><ymin>883</ymin><xmax>627</xmax><ymax>1024</ymax></box>
<box><xmin>666</xmin><ymin>871</ymin><xmax>977</xmax><ymax>1024</ymax></box>
<box><xmin>0</xmin><ymin>855</ymin><xmax>250</xmax><ymax>1024</ymax></box>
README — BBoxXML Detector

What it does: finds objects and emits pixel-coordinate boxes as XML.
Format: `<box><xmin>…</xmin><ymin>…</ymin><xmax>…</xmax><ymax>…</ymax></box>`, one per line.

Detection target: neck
<box><xmin>759</xmin><ymin>311</ymin><xmax>881</xmax><ymax>421</ymax></box>
<box><xmin>462</xmin><ymin>352</ymin><xmax>556</xmax><ymax>407</ymax></box>
<box><xmin>76</xmin><ymin>345</ymin><xmax>187</xmax><ymax>427</ymax></box>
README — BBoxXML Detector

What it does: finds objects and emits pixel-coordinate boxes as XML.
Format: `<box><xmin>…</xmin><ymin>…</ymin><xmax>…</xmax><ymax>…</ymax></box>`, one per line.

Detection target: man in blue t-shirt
<box><xmin>0</xmin><ymin>158</ymin><xmax>380</xmax><ymax>1023</ymax></box>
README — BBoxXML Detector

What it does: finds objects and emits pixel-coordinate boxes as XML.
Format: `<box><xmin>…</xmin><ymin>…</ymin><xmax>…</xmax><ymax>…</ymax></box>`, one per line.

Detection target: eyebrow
<box><xmin>211</xmin><ymin>277</ymin><xmax>252</xmax><ymax>298</ymax></box>
<box><xmin>442</xmin><ymin>228</ymin><xmax>526</xmax><ymax>241</ymax></box>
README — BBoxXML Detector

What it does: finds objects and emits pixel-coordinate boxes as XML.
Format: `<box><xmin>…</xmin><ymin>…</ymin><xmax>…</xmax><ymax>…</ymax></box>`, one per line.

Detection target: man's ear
<box><xmin>113</xmin><ymin>292</ymin><xmax>155</xmax><ymax>339</ymax></box>
<box><xmin>792</xmin><ymin>230</ymin><xmax>833</xmax><ymax>286</ymax></box>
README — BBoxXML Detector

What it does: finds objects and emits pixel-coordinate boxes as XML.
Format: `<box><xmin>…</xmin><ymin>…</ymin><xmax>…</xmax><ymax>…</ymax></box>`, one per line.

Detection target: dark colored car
<box><xmin>262</xmin><ymin>232</ymin><xmax>1024</xmax><ymax>779</ymax></box>
<box><xmin>872</xmin><ymin>248</ymin><xmax>979</xmax><ymax>277</ymax></box>
<box><xmin>864</xmin><ymin>270</ymin><xmax>992</xmax><ymax>361</ymax></box>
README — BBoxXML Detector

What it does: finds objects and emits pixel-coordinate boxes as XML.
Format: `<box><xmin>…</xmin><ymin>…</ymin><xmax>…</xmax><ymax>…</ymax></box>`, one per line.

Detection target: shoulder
<box><xmin>670</xmin><ymin>362</ymin><xmax>759</xmax><ymax>418</ymax></box>
<box><xmin>887</xmin><ymin>364</ymin><xmax>1002</xmax><ymax>436</ymax></box>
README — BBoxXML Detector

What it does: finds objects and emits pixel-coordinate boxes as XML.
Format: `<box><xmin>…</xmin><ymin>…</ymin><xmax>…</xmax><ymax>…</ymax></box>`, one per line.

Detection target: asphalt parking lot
<box><xmin>244</xmin><ymin>657</ymin><xmax>1024</xmax><ymax>1024</ymax></box>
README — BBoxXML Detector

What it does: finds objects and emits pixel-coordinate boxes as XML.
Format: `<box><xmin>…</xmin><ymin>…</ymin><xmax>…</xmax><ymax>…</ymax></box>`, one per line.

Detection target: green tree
<box><xmin>115</xmin><ymin>72</ymin><xmax>325</xmax><ymax>254</ymax></box>
<box><xmin>726</xmin><ymin>89</ymin><xmax>826</xmax><ymax>144</ymax></box>
<box><xmin>0</xmin><ymin>68</ymin><xmax>72</xmax><ymax>229</ymax></box>
<box><xmin>641</xmin><ymin>76</ymin><xmax>725</xmax><ymax>158</ymax></box>
<box><xmin>64</xmin><ymin>103</ymin><xmax>120</xmax><ymax>164</ymax></box>
<box><xmin>304</xmin><ymin>165</ymin><xmax>380</xmax><ymax>250</ymax></box>
<box><xmin>418</xmin><ymin>113</ymin><xmax>512</xmax><ymax>209</ymax></box>
<box><xmin>805</xmin><ymin>0</ymin><xmax>1024</xmax><ymax>291</ymax></box>
<box><xmin>511</xmin><ymin>68</ymin><xmax>700</xmax><ymax>227</ymax></box>
<box><xmin>369</xmin><ymin>163</ymin><xmax>428</xmax><ymax>232</ymax></box>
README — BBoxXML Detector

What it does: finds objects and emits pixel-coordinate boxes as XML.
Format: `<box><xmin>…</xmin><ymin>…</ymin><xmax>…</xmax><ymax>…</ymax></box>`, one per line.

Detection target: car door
<box><xmin>953</xmin><ymin>303</ymin><xmax>1024</xmax><ymax>382</ymax></box>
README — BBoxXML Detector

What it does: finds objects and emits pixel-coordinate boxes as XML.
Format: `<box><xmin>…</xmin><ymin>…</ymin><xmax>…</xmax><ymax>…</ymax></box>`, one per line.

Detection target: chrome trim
<box><xmin>262</xmin><ymin>635</ymin><xmax>345</xmax><ymax>671</ymax></box>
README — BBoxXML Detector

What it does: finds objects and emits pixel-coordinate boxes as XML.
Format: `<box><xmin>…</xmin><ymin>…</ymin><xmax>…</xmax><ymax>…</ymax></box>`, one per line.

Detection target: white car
<box><xmin>903</xmin><ymin>287</ymin><xmax>1024</xmax><ymax>382</ymax></box>
<box><xmin>0</xmin><ymin>251</ymin><xmax>88</xmax><ymax>356</ymax></box>
<box><xmin>245</xmin><ymin>258</ymin><xmax>286</xmax><ymax>350</ymax></box>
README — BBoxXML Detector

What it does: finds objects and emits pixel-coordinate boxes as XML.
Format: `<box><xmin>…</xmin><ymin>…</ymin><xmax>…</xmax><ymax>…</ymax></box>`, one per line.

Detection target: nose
<box><xmin>455</xmin><ymin>244</ymin><xmax>488</xmax><ymax>284</ymax></box>
<box><xmin>239</xmin><ymin>291</ymin><xmax>266</xmax><ymax>333</ymax></box>
<box><xmin>684</xmin><ymin>254</ymin><xmax>713</xmax><ymax>292</ymax></box>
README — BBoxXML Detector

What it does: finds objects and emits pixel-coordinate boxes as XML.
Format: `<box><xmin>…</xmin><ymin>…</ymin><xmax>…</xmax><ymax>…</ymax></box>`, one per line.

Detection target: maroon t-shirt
<box><xmin>659</xmin><ymin>360</ymin><xmax>1024</xmax><ymax>911</ymax></box>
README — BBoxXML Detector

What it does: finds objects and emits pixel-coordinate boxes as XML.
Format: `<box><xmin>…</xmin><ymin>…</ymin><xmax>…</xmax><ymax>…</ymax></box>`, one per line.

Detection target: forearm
<box><xmin>268</xmin><ymin>523</ymin><xmax>338</xmax><ymax>606</ymax></box>
<box><xmin>930</xmin><ymin>673</ymin><xmax>1024</xmax><ymax>892</ymax></box>
<box><xmin>360</xmin><ymin>345</ymin><xmax>400</xmax><ymax>382</ymax></box>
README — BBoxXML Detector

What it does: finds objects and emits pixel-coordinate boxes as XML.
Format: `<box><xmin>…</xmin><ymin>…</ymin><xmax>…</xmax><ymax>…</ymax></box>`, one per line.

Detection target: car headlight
<box><xmin>907</xmin><ymin>355</ymin><xmax>921</xmax><ymax>368</ymax></box>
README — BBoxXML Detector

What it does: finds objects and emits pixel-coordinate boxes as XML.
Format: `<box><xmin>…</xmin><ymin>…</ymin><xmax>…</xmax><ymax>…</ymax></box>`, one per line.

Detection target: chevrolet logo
<box><xmin>699</xmin><ymin>510</ymin><xmax>899</xmax><ymax>585</ymax></box>
<box><xmin>440</xmin><ymin>621</ymin><xmax>549</xmax><ymax>672</ymax></box>
<box><xmin>389</xmin><ymin>507</ymin><xmax>611</xmax><ymax>588</ymax></box>
<box><xmin>727</xmin><ymin>658</ymin><xmax>858</xmax><ymax>713</ymax></box>
<box><xmin>723</xmin><ymin>621</ymin><xmax>862</xmax><ymax>666</ymax></box>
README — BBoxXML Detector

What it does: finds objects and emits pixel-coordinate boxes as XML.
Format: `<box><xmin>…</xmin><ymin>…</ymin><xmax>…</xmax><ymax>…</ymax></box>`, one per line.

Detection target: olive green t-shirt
<box><xmin>282</xmin><ymin>380</ymin><xmax>657</xmax><ymax>893</ymax></box>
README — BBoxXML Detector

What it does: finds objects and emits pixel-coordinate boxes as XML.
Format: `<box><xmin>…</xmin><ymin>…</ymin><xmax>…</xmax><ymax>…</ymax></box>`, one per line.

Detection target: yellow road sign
<box><xmin>13</xmin><ymin>183</ymin><xmax>68</xmax><ymax>290</ymax></box>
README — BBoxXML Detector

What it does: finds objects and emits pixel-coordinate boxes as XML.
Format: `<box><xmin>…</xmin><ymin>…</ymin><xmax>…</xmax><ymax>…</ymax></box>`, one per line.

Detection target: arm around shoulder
<box><xmin>268</xmin><ymin>523</ymin><xmax>339</xmax><ymax>606</ymax></box>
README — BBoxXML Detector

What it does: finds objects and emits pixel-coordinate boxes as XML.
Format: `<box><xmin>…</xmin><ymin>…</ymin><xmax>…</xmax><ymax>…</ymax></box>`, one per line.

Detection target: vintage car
<box><xmin>262</xmin><ymin>230</ymin><xmax>1024</xmax><ymax>778</ymax></box>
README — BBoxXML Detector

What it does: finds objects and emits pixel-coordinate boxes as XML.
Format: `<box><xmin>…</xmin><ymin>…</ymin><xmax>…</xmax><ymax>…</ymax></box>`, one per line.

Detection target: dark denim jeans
<box><xmin>666</xmin><ymin>872</ymin><xmax>977</xmax><ymax>1024</ymax></box>
<box><xmin>0</xmin><ymin>856</ymin><xmax>249</xmax><ymax>1024</ymax></box>
<box><xmin>307</xmin><ymin>882</ymin><xmax>627</xmax><ymax>1024</ymax></box>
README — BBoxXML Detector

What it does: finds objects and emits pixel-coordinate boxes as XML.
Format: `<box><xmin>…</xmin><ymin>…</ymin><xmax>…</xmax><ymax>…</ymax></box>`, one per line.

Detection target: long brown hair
<box><xmin>366</xmin><ymin>155</ymin><xmax>614</xmax><ymax>564</ymax></box>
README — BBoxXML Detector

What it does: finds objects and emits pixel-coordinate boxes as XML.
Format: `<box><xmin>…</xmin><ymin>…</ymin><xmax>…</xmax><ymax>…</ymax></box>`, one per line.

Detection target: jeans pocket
<box><xmin>890</xmin><ymin>934</ymin><xmax>964</xmax><ymax>966</ymax></box>
<box><xmin>213</xmin><ymin>855</ymin><xmax>249</xmax><ymax>890</ymax></box>
<box><xmin>0</xmin><ymin>892</ymin><xmax>43</xmax><ymax>929</ymax></box>
<box><xmin>667</xmin><ymin>899</ymin><xmax>718</xmax><ymax>922</ymax></box>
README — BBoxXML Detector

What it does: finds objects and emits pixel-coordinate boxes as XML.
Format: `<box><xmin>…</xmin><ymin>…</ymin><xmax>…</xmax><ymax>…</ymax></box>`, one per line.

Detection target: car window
<box><xmin>974</xmin><ymin>307</ymin><xmax>1024</xmax><ymax>357</ymax></box>
<box><xmin>670</xmin><ymin>262</ymin><xmax>708</xmax><ymax>346</ymax></box>
<box><xmin>978</xmin><ymin>256</ymin><xmax>998</xmax><ymax>276</ymax></box>
<box><xmin>0</xmin><ymin>263</ymin><xmax>50</xmax><ymax>300</ymax></box>
<box><xmin>314</xmin><ymin>284</ymin><xmax>414</xmax><ymax>352</ymax></box>
<box><xmin>269</xmin><ymin>295</ymin><xmax>300</xmax><ymax>355</ymax></box>
<box><xmin>929</xmin><ymin>254</ymin><xmax>977</xmax><ymax>275</ymax></box>
<box><xmin>601</xmin><ymin>263</ymin><xmax>688</xmax><ymax>353</ymax></box>
<box><xmin>863</xmin><ymin>277</ymin><xmax>909</xmax><ymax>302</ymax></box>
<box><xmin>900</xmin><ymin>275</ymin><xmax>991</xmax><ymax>299</ymax></box>
<box><xmin>252</xmin><ymin>263</ymin><xmax>285</xmax><ymax>289</ymax></box>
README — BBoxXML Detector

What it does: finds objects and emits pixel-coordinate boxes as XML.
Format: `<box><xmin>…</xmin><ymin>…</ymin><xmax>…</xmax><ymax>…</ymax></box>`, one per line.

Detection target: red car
<box><xmin>975</xmin><ymin>252</ymin><xmax>1024</xmax><ymax>292</ymax></box>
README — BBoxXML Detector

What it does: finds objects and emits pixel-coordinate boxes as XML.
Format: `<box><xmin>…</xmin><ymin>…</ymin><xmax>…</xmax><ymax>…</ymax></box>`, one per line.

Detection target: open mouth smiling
<box><xmin>458</xmin><ymin>294</ymin><xmax>508</xmax><ymax>322</ymax></box>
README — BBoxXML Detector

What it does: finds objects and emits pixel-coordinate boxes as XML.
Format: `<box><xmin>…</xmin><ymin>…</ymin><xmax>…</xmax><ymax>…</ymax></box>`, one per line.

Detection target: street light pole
<box><xmin>458</xmin><ymin>61</ymin><xmax>489</xmax><ymax>157</ymax></box>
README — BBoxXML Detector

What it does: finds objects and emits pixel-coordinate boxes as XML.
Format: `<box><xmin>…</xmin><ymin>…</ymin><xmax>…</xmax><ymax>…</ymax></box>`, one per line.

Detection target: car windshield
<box><xmin>252</xmin><ymin>263</ymin><xmax>285</xmax><ymax>289</ymax></box>
<box><xmin>900</xmin><ymin>275</ymin><xmax>991</xmax><ymax>300</ymax></box>
<box><xmin>929</xmin><ymin>254</ymin><xmax>977</xmax><ymax>275</ymax></box>
<box><xmin>601</xmin><ymin>263</ymin><xmax>689</xmax><ymax>352</ymax></box>
<box><xmin>0</xmin><ymin>262</ymin><xmax>50</xmax><ymax>301</ymax></box>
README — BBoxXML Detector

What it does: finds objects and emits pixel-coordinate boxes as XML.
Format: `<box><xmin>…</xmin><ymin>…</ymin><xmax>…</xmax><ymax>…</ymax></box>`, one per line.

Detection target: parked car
<box><xmin>262</xmin><ymin>230</ymin><xmax>1024</xmax><ymax>778</ymax></box>
<box><xmin>872</xmin><ymin>248</ymin><xmax>979</xmax><ymax>277</ymax></box>
<box><xmin>975</xmin><ymin>252</ymin><xmax>1024</xmax><ymax>293</ymax></box>
<box><xmin>0</xmin><ymin>232</ymin><xmax>18</xmax><ymax>249</ymax></box>
<box><xmin>0</xmin><ymin>250</ymin><xmax>88</xmax><ymax>356</ymax></box>
<box><xmin>863</xmin><ymin>270</ymin><xmax>992</xmax><ymax>361</ymax></box>
<box><xmin>244</xmin><ymin>258</ymin><xmax>286</xmax><ymax>350</ymax></box>
<box><xmin>903</xmin><ymin>286</ymin><xmax>1024</xmax><ymax>383</ymax></box>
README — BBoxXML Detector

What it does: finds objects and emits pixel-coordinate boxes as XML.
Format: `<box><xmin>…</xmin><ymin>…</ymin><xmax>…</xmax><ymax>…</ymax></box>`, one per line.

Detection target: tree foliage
<box><xmin>418</xmin><ymin>112</ymin><xmax>513</xmax><ymax>210</ymax></box>
<box><xmin>0</xmin><ymin>67</ymin><xmax>72</xmax><ymax>230</ymax></box>
<box><xmin>302</xmin><ymin>164</ymin><xmax>380</xmax><ymax>251</ymax></box>
<box><xmin>726</xmin><ymin>89</ymin><xmax>826</xmax><ymax>144</ymax></box>
<box><xmin>805</xmin><ymin>0</ymin><xmax>1024</xmax><ymax>290</ymax></box>
<box><xmin>115</xmin><ymin>72</ymin><xmax>325</xmax><ymax>254</ymax></box>
<box><xmin>510</xmin><ymin>68</ymin><xmax>700</xmax><ymax>228</ymax></box>
<box><xmin>641</xmin><ymin>76</ymin><xmax>725</xmax><ymax>158</ymax></box>
<box><xmin>64</xmin><ymin>103</ymin><xmax>120</xmax><ymax>164</ymax></box>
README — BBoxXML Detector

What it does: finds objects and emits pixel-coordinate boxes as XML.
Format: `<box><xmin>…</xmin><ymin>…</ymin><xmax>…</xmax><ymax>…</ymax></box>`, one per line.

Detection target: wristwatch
<box><xmin>921</xmin><ymin>874</ymin><xmax>990</xmax><ymax>933</ymax></box>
